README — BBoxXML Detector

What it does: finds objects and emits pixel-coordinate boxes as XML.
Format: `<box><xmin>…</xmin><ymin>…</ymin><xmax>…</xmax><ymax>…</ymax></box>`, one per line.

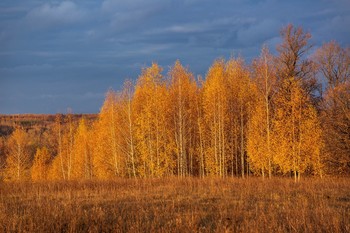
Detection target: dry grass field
<box><xmin>0</xmin><ymin>177</ymin><xmax>349</xmax><ymax>232</ymax></box>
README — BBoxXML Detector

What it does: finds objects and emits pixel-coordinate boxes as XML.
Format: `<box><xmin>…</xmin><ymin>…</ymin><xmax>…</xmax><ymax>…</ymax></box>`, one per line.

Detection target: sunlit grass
<box><xmin>0</xmin><ymin>177</ymin><xmax>349</xmax><ymax>232</ymax></box>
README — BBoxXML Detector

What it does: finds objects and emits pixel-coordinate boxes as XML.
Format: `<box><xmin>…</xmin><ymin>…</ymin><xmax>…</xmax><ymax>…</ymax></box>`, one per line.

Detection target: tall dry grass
<box><xmin>0</xmin><ymin>177</ymin><xmax>349</xmax><ymax>232</ymax></box>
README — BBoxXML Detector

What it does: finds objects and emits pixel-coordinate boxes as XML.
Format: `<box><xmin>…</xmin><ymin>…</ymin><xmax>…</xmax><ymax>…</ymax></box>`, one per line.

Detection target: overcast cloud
<box><xmin>0</xmin><ymin>0</ymin><xmax>349</xmax><ymax>113</ymax></box>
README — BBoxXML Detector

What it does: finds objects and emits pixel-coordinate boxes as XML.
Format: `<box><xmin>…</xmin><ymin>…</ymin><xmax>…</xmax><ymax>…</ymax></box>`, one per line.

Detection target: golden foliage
<box><xmin>273</xmin><ymin>78</ymin><xmax>323</xmax><ymax>180</ymax></box>
<box><xmin>2</xmin><ymin>25</ymin><xmax>349</xmax><ymax>180</ymax></box>
<box><xmin>31</xmin><ymin>147</ymin><xmax>51</xmax><ymax>181</ymax></box>
<box><xmin>5</xmin><ymin>128</ymin><xmax>30</xmax><ymax>181</ymax></box>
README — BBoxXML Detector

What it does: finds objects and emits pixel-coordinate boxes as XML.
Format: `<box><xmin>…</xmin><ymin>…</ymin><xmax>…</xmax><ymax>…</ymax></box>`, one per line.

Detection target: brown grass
<box><xmin>0</xmin><ymin>177</ymin><xmax>349</xmax><ymax>232</ymax></box>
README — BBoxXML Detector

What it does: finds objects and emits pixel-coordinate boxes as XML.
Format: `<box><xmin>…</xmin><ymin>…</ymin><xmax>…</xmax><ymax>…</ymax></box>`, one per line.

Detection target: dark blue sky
<box><xmin>1</xmin><ymin>0</ymin><xmax>349</xmax><ymax>114</ymax></box>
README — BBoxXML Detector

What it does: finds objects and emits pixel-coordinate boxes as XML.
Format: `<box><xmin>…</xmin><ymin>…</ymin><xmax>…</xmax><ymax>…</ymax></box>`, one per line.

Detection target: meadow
<box><xmin>0</xmin><ymin>177</ymin><xmax>349</xmax><ymax>232</ymax></box>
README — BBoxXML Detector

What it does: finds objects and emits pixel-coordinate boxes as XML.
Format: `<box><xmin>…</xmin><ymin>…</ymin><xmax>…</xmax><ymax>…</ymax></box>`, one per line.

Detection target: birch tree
<box><xmin>247</xmin><ymin>47</ymin><xmax>278</xmax><ymax>178</ymax></box>
<box><xmin>71</xmin><ymin>118</ymin><xmax>93</xmax><ymax>179</ymax></box>
<box><xmin>93</xmin><ymin>90</ymin><xmax>126</xmax><ymax>178</ymax></box>
<box><xmin>202</xmin><ymin>59</ymin><xmax>228</xmax><ymax>176</ymax></box>
<box><xmin>133</xmin><ymin>63</ymin><xmax>172</xmax><ymax>177</ymax></box>
<box><xmin>5</xmin><ymin>128</ymin><xmax>30</xmax><ymax>181</ymax></box>
<box><xmin>31</xmin><ymin>147</ymin><xmax>51</xmax><ymax>181</ymax></box>
<box><xmin>225</xmin><ymin>58</ymin><xmax>255</xmax><ymax>177</ymax></box>
<box><xmin>273</xmin><ymin>78</ymin><xmax>322</xmax><ymax>181</ymax></box>
<box><xmin>168</xmin><ymin>60</ymin><xmax>198</xmax><ymax>176</ymax></box>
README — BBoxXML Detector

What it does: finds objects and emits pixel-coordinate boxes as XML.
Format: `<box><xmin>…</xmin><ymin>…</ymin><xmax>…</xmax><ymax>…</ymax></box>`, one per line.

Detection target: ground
<box><xmin>0</xmin><ymin>177</ymin><xmax>349</xmax><ymax>232</ymax></box>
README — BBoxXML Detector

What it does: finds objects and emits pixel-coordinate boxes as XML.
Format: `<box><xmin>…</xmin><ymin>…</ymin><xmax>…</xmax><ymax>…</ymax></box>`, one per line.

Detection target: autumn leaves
<box><xmin>3</xmin><ymin>24</ymin><xmax>349</xmax><ymax>181</ymax></box>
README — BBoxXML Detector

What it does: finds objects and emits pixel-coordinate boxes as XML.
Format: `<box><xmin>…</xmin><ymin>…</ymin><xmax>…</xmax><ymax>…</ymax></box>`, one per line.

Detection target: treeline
<box><xmin>0</xmin><ymin>114</ymin><xmax>97</xmax><ymax>137</ymax></box>
<box><xmin>1</xmin><ymin>24</ymin><xmax>349</xmax><ymax>181</ymax></box>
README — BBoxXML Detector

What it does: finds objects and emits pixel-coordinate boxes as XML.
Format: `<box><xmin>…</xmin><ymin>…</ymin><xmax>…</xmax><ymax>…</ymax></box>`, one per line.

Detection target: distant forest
<box><xmin>1</xmin><ymin>24</ymin><xmax>349</xmax><ymax>181</ymax></box>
